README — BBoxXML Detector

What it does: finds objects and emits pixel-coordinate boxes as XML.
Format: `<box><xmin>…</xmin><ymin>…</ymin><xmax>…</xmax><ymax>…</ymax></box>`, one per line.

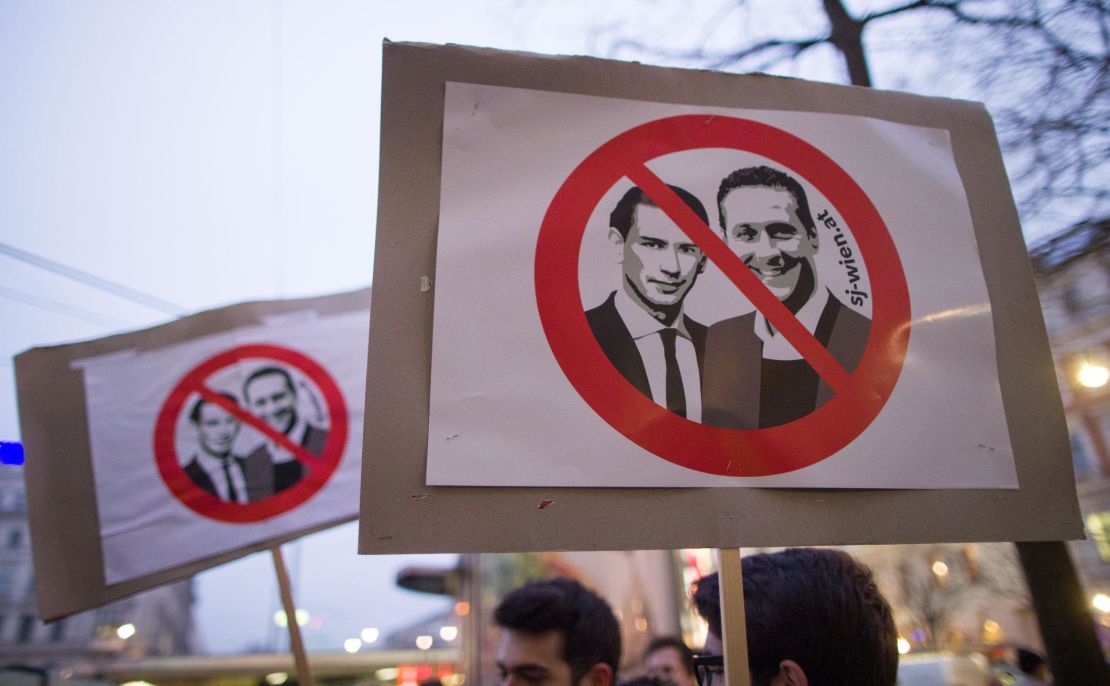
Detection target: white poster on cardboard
<box><xmin>76</xmin><ymin>308</ymin><xmax>368</xmax><ymax>584</ymax></box>
<box><xmin>425</xmin><ymin>82</ymin><xmax>1017</xmax><ymax>489</ymax></box>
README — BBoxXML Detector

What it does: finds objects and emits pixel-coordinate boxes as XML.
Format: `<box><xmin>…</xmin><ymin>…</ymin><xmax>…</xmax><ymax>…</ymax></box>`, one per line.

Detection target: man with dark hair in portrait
<box><xmin>691</xmin><ymin>548</ymin><xmax>898</xmax><ymax>686</ymax></box>
<box><xmin>643</xmin><ymin>636</ymin><xmax>697</xmax><ymax>686</ymax></box>
<box><xmin>588</xmin><ymin>185</ymin><xmax>709</xmax><ymax>421</ymax></box>
<box><xmin>494</xmin><ymin>577</ymin><xmax>621</xmax><ymax>686</ymax></box>
<box><xmin>702</xmin><ymin>165</ymin><xmax>871</xmax><ymax>429</ymax></box>
<box><xmin>184</xmin><ymin>393</ymin><xmax>253</xmax><ymax>502</ymax></box>
<box><xmin>242</xmin><ymin>366</ymin><xmax>328</xmax><ymax>496</ymax></box>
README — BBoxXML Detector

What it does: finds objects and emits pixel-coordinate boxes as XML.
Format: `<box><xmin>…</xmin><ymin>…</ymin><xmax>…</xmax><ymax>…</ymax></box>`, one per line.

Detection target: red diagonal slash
<box><xmin>626</xmin><ymin>164</ymin><xmax>852</xmax><ymax>394</ymax></box>
<box><xmin>194</xmin><ymin>384</ymin><xmax>317</xmax><ymax>467</ymax></box>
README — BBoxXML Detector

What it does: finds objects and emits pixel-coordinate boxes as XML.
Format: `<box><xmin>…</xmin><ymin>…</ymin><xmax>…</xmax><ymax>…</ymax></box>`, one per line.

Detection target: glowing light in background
<box><xmin>265</xmin><ymin>673</ymin><xmax>289</xmax><ymax>685</ymax></box>
<box><xmin>1092</xmin><ymin>593</ymin><xmax>1110</xmax><ymax>613</ymax></box>
<box><xmin>897</xmin><ymin>638</ymin><xmax>911</xmax><ymax>655</ymax></box>
<box><xmin>415</xmin><ymin>635</ymin><xmax>433</xmax><ymax>650</ymax></box>
<box><xmin>361</xmin><ymin>627</ymin><xmax>380</xmax><ymax>643</ymax></box>
<box><xmin>439</xmin><ymin>625</ymin><xmax>458</xmax><ymax>641</ymax></box>
<box><xmin>272</xmin><ymin>609</ymin><xmax>310</xmax><ymax>628</ymax></box>
<box><xmin>116</xmin><ymin>623</ymin><xmax>136</xmax><ymax>639</ymax></box>
<box><xmin>1078</xmin><ymin>362</ymin><xmax>1110</xmax><ymax>388</ymax></box>
<box><xmin>343</xmin><ymin>638</ymin><xmax>362</xmax><ymax>653</ymax></box>
<box><xmin>931</xmin><ymin>560</ymin><xmax>949</xmax><ymax>577</ymax></box>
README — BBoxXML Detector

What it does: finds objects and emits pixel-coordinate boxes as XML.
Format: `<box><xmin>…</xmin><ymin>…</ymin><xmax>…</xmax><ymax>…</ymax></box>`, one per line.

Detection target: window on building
<box><xmin>7</xmin><ymin>527</ymin><xmax>22</xmax><ymax>549</ymax></box>
<box><xmin>0</xmin><ymin>568</ymin><xmax>14</xmax><ymax>598</ymax></box>
<box><xmin>1063</xmin><ymin>285</ymin><xmax>1083</xmax><ymax>316</ymax></box>
<box><xmin>1072</xmin><ymin>433</ymin><xmax>1094</xmax><ymax>479</ymax></box>
<box><xmin>17</xmin><ymin>614</ymin><xmax>35</xmax><ymax>643</ymax></box>
<box><xmin>50</xmin><ymin>618</ymin><xmax>65</xmax><ymax>642</ymax></box>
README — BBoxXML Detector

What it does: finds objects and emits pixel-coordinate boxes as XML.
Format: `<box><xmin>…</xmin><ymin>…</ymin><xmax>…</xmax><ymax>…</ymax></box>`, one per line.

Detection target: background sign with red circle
<box><xmin>535</xmin><ymin>115</ymin><xmax>911</xmax><ymax>477</ymax></box>
<box><xmin>154</xmin><ymin>344</ymin><xmax>349</xmax><ymax>522</ymax></box>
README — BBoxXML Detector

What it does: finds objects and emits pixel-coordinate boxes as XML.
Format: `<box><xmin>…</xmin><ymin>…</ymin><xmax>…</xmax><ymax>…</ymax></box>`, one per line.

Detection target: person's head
<box><xmin>244</xmin><ymin>367</ymin><xmax>298</xmax><ymax>434</ymax></box>
<box><xmin>494</xmin><ymin>577</ymin><xmax>621</xmax><ymax>686</ymax></box>
<box><xmin>1017</xmin><ymin>647</ymin><xmax>1048</xmax><ymax>679</ymax></box>
<box><xmin>643</xmin><ymin>636</ymin><xmax>696</xmax><ymax>686</ymax></box>
<box><xmin>717</xmin><ymin>166</ymin><xmax>819</xmax><ymax>309</ymax></box>
<box><xmin>189</xmin><ymin>393</ymin><xmax>240</xmax><ymax>456</ymax></box>
<box><xmin>692</xmin><ymin>549</ymin><xmax>897</xmax><ymax>686</ymax></box>
<box><xmin>609</xmin><ymin>185</ymin><xmax>709</xmax><ymax>322</ymax></box>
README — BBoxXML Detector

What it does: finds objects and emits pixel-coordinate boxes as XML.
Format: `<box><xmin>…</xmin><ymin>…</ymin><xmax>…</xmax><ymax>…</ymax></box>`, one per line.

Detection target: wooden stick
<box><xmin>718</xmin><ymin>548</ymin><xmax>750</xmax><ymax>686</ymax></box>
<box><xmin>272</xmin><ymin>545</ymin><xmax>315</xmax><ymax>686</ymax></box>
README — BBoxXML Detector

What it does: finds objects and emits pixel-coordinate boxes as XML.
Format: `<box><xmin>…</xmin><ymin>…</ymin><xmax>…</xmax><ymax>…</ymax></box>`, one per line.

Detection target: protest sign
<box><xmin>15</xmin><ymin>289</ymin><xmax>368</xmax><ymax>618</ymax></box>
<box><xmin>358</xmin><ymin>43</ymin><xmax>1079</xmax><ymax>554</ymax></box>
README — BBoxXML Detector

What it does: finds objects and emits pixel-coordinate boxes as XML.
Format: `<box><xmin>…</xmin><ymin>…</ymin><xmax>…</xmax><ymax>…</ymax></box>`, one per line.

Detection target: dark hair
<box><xmin>644</xmin><ymin>636</ymin><xmax>695</xmax><ymax>677</ymax></box>
<box><xmin>494</xmin><ymin>577</ymin><xmax>621</xmax><ymax>683</ymax></box>
<box><xmin>1017</xmin><ymin>647</ymin><xmax>1045</xmax><ymax>675</ymax></box>
<box><xmin>189</xmin><ymin>392</ymin><xmax>239</xmax><ymax>423</ymax></box>
<box><xmin>243</xmin><ymin>366</ymin><xmax>295</xmax><ymax>401</ymax></box>
<box><xmin>692</xmin><ymin>549</ymin><xmax>897</xmax><ymax>686</ymax></box>
<box><xmin>610</xmin><ymin>185</ymin><xmax>709</xmax><ymax>240</ymax></box>
<box><xmin>716</xmin><ymin>166</ymin><xmax>817</xmax><ymax>239</ymax></box>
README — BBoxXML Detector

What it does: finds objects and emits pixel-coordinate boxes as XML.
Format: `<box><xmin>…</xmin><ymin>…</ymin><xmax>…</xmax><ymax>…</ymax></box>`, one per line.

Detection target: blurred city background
<box><xmin>0</xmin><ymin>1</ymin><xmax>1106</xmax><ymax>684</ymax></box>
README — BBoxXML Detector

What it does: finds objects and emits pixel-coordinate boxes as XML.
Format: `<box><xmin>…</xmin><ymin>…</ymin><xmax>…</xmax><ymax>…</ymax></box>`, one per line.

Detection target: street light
<box><xmin>116</xmin><ymin>623</ymin><xmax>136</xmax><ymax>640</ymax></box>
<box><xmin>1078</xmin><ymin>362</ymin><xmax>1110</xmax><ymax>389</ymax></box>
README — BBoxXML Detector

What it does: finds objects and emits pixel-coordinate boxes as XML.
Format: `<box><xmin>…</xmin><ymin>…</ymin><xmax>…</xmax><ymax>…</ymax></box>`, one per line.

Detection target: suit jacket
<box><xmin>701</xmin><ymin>295</ymin><xmax>870</xmax><ymax>429</ymax></box>
<box><xmin>586</xmin><ymin>291</ymin><xmax>706</xmax><ymax>400</ymax></box>
<box><xmin>184</xmin><ymin>454</ymin><xmax>261</xmax><ymax>503</ymax></box>
<box><xmin>245</xmin><ymin>422</ymin><xmax>329</xmax><ymax>498</ymax></box>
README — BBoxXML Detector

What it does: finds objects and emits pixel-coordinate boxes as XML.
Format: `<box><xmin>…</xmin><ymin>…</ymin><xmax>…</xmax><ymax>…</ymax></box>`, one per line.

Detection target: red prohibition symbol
<box><xmin>535</xmin><ymin>115</ymin><xmax>911</xmax><ymax>476</ymax></box>
<box><xmin>153</xmin><ymin>344</ymin><xmax>348</xmax><ymax>523</ymax></box>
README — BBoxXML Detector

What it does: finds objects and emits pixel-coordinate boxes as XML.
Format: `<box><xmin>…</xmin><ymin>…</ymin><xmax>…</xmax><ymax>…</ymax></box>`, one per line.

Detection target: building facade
<box><xmin>0</xmin><ymin>465</ymin><xmax>195</xmax><ymax>677</ymax></box>
<box><xmin>1030</xmin><ymin>218</ymin><xmax>1110</xmax><ymax>628</ymax></box>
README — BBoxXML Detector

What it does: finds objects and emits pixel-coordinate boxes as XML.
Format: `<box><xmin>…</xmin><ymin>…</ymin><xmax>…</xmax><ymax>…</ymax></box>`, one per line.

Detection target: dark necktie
<box><xmin>221</xmin><ymin>458</ymin><xmax>240</xmax><ymax>503</ymax></box>
<box><xmin>659</xmin><ymin>328</ymin><xmax>687</xmax><ymax>418</ymax></box>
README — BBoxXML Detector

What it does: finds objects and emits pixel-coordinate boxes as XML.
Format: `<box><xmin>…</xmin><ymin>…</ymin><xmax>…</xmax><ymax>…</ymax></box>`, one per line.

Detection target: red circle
<box><xmin>153</xmin><ymin>344</ymin><xmax>349</xmax><ymax>522</ymax></box>
<box><xmin>535</xmin><ymin>115</ymin><xmax>910</xmax><ymax>476</ymax></box>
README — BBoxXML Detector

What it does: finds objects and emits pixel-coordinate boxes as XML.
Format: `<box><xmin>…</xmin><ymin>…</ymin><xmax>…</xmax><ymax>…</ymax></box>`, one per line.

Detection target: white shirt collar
<box><xmin>195</xmin><ymin>448</ymin><xmax>235</xmax><ymax>470</ymax></box>
<box><xmin>613</xmin><ymin>287</ymin><xmax>691</xmax><ymax>341</ymax></box>
<box><xmin>754</xmin><ymin>286</ymin><xmax>830</xmax><ymax>360</ymax></box>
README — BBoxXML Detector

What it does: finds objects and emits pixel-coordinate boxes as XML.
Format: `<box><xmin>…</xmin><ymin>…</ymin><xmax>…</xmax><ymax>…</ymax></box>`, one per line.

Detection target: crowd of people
<box><xmin>484</xmin><ymin>547</ymin><xmax>1051</xmax><ymax>686</ymax></box>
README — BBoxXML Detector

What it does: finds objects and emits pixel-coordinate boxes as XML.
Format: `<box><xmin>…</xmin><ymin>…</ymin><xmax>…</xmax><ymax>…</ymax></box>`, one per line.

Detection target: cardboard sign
<box><xmin>15</xmin><ymin>289</ymin><xmax>368</xmax><ymax>618</ymax></box>
<box><xmin>425</xmin><ymin>83</ymin><xmax>1017</xmax><ymax>487</ymax></box>
<box><xmin>359</xmin><ymin>43</ymin><xmax>1079</xmax><ymax>555</ymax></box>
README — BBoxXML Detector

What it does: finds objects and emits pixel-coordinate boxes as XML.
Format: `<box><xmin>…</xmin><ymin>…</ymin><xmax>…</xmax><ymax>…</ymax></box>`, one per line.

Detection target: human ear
<box><xmin>608</xmin><ymin>227</ymin><xmax>625</xmax><ymax>262</ymax></box>
<box><xmin>770</xmin><ymin>659</ymin><xmax>808</xmax><ymax>686</ymax></box>
<box><xmin>578</xmin><ymin>662</ymin><xmax>615</xmax><ymax>686</ymax></box>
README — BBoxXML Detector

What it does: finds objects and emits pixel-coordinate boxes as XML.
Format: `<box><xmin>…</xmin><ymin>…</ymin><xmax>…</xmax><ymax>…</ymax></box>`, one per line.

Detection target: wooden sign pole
<box><xmin>718</xmin><ymin>548</ymin><xmax>751</xmax><ymax>686</ymax></box>
<box><xmin>272</xmin><ymin>545</ymin><xmax>315</xmax><ymax>686</ymax></box>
